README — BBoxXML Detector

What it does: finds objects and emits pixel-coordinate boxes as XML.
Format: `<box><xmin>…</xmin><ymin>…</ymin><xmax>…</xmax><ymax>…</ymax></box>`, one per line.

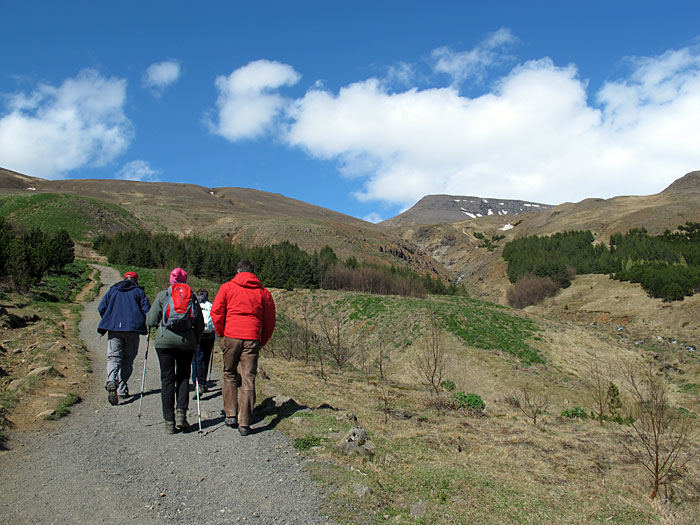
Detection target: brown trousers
<box><xmin>221</xmin><ymin>337</ymin><xmax>260</xmax><ymax>428</ymax></box>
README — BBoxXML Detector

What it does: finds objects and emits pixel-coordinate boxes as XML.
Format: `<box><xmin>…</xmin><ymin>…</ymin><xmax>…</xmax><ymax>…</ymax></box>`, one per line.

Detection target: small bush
<box><xmin>426</xmin><ymin>395</ymin><xmax>455</xmax><ymax>411</ymax></box>
<box><xmin>602</xmin><ymin>413</ymin><xmax>635</xmax><ymax>425</ymax></box>
<box><xmin>503</xmin><ymin>394</ymin><xmax>520</xmax><ymax>408</ymax></box>
<box><xmin>452</xmin><ymin>392</ymin><xmax>485</xmax><ymax>412</ymax></box>
<box><xmin>561</xmin><ymin>406</ymin><xmax>588</xmax><ymax>419</ymax></box>
<box><xmin>506</xmin><ymin>273</ymin><xmax>561</xmax><ymax>308</ymax></box>
<box><xmin>440</xmin><ymin>379</ymin><xmax>456</xmax><ymax>392</ymax></box>
<box><xmin>293</xmin><ymin>435</ymin><xmax>323</xmax><ymax>450</ymax></box>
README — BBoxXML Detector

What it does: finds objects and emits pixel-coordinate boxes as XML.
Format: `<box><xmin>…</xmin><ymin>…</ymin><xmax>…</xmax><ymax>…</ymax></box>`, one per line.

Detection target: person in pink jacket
<box><xmin>211</xmin><ymin>259</ymin><xmax>276</xmax><ymax>436</ymax></box>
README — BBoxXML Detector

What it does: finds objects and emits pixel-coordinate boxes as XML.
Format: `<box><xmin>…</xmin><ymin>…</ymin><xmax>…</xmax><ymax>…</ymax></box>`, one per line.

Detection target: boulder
<box><xmin>27</xmin><ymin>366</ymin><xmax>62</xmax><ymax>378</ymax></box>
<box><xmin>337</xmin><ymin>426</ymin><xmax>375</xmax><ymax>457</ymax></box>
<box><xmin>352</xmin><ymin>484</ymin><xmax>371</xmax><ymax>499</ymax></box>
<box><xmin>37</xmin><ymin>409</ymin><xmax>56</xmax><ymax>419</ymax></box>
<box><xmin>7</xmin><ymin>378</ymin><xmax>27</xmax><ymax>391</ymax></box>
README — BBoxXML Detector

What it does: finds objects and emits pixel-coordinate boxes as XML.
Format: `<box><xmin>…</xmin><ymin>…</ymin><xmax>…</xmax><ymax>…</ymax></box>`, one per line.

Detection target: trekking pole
<box><xmin>195</xmin><ymin>377</ymin><xmax>202</xmax><ymax>433</ymax></box>
<box><xmin>138</xmin><ymin>332</ymin><xmax>150</xmax><ymax>420</ymax></box>
<box><xmin>208</xmin><ymin>350</ymin><xmax>214</xmax><ymax>387</ymax></box>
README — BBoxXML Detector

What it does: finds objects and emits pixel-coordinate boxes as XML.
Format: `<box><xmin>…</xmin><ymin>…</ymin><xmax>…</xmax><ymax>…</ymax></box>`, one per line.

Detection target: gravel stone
<box><xmin>0</xmin><ymin>265</ymin><xmax>334</xmax><ymax>524</ymax></box>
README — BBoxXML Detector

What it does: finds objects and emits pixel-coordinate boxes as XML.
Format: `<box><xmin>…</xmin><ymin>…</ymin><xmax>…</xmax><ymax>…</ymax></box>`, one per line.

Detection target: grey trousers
<box><xmin>106</xmin><ymin>330</ymin><xmax>140</xmax><ymax>396</ymax></box>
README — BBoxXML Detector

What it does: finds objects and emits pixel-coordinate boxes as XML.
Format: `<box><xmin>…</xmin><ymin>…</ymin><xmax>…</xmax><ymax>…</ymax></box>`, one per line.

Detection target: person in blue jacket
<box><xmin>97</xmin><ymin>271</ymin><xmax>151</xmax><ymax>405</ymax></box>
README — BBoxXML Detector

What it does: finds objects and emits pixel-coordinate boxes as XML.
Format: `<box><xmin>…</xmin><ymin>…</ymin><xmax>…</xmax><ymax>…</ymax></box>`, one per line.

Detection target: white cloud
<box><xmin>283</xmin><ymin>43</ymin><xmax>700</xmax><ymax>207</ymax></box>
<box><xmin>208</xmin><ymin>59</ymin><xmax>301</xmax><ymax>141</ymax></box>
<box><xmin>431</xmin><ymin>28</ymin><xmax>517</xmax><ymax>85</ymax></box>
<box><xmin>116</xmin><ymin>160</ymin><xmax>160</xmax><ymax>181</ymax></box>
<box><xmin>0</xmin><ymin>69</ymin><xmax>132</xmax><ymax>178</ymax></box>
<box><xmin>384</xmin><ymin>62</ymin><xmax>417</xmax><ymax>87</ymax></box>
<box><xmin>362</xmin><ymin>212</ymin><xmax>384</xmax><ymax>224</ymax></box>
<box><xmin>142</xmin><ymin>60</ymin><xmax>181</xmax><ymax>95</ymax></box>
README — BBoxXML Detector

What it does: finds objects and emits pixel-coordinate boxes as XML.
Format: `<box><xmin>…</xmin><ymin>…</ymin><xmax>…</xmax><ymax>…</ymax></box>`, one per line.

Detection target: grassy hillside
<box><xmin>0</xmin><ymin>169</ymin><xmax>451</xmax><ymax>280</ymax></box>
<box><xmin>259</xmin><ymin>288</ymin><xmax>700</xmax><ymax>524</ymax></box>
<box><xmin>0</xmin><ymin>193</ymin><xmax>142</xmax><ymax>240</ymax></box>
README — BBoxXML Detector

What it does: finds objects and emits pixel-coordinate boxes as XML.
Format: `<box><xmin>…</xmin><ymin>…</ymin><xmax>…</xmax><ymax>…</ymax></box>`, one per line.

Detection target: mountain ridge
<box><xmin>380</xmin><ymin>194</ymin><xmax>554</xmax><ymax>229</ymax></box>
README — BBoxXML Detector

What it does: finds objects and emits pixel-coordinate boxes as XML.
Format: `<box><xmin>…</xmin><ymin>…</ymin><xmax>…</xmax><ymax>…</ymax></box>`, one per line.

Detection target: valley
<box><xmin>1</xmin><ymin>167</ymin><xmax>699</xmax><ymax>523</ymax></box>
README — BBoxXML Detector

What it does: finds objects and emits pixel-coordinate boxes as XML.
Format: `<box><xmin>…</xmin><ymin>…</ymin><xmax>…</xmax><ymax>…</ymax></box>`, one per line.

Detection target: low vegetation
<box><xmin>0</xmin><ymin>193</ymin><xmax>141</xmax><ymax>240</ymax></box>
<box><xmin>503</xmin><ymin>223</ymin><xmax>700</xmax><ymax>305</ymax></box>
<box><xmin>0</xmin><ymin>217</ymin><xmax>75</xmax><ymax>292</ymax></box>
<box><xmin>0</xmin><ymin>258</ymin><xmax>94</xmax><ymax>440</ymax></box>
<box><xmin>44</xmin><ymin>393</ymin><xmax>81</xmax><ymax>420</ymax></box>
<box><xmin>259</xmin><ymin>286</ymin><xmax>700</xmax><ymax>523</ymax></box>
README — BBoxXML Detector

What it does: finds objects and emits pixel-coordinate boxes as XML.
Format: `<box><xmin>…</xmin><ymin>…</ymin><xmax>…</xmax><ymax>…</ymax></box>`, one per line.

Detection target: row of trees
<box><xmin>0</xmin><ymin>218</ymin><xmax>75</xmax><ymax>291</ymax></box>
<box><xmin>502</xmin><ymin>224</ymin><xmax>700</xmax><ymax>302</ymax></box>
<box><xmin>93</xmin><ymin>231</ymin><xmax>457</xmax><ymax>297</ymax></box>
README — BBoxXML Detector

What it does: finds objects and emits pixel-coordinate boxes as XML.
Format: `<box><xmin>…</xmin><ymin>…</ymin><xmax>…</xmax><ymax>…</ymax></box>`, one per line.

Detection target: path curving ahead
<box><xmin>0</xmin><ymin>265</ymin><xmax>332</xmax><ymax>524</ymax></box>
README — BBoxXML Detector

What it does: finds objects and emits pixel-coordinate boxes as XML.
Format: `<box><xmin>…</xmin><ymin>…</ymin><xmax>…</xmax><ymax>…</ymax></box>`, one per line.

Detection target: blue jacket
<box><xmin>97</xmin><ymin>279</ymin><xmax>151</xmax><ymax>335</ymax></box>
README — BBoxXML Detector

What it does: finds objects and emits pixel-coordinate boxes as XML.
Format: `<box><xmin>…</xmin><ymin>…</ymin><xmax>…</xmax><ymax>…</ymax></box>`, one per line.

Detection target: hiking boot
<box><xmin>105</xmin><ymin>381</ymin><xmax>118</xmax><ymax>406</ymax></box>
<box><xmin>225</xmin><ymin>416</ymin><xmax>238</xmax><ymax>428</ymax></box>
<box><xmin>238</xmin><ymin>426</ymin><xmax>251</xmax><ymax>436</ymax></box>
<box><xmin>175</xmin><ymin>409</ymin><xmax>188</xmax><ymax>431</ymax></box>
<box><xmin>164</xmin><ymin>420</ymin><xmax>175</xmax><ymax>434</ymax></box>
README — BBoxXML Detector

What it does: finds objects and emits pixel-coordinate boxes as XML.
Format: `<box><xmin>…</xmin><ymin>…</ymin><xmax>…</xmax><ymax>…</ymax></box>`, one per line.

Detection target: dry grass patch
<box><xmin>258</xmin><ymin>356</ymin><xmax>700</xmax><ymax>524</ymax></box>
<box><xmin>255</xmin><ymin>288</ymin><xmax>700</xmax><ymax>523</ymax></box>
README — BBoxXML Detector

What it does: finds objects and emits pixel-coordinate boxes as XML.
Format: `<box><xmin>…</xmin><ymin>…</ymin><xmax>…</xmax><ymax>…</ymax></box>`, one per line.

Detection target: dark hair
<box><xmin>196</xmin><ymin>289</ymin><xmax>208</xmax><ymax>302</ymax></box>
<box><xmin>237</xmin><ymin>259</ymin><xmax>255</xmax><ymax>273</ymax></box>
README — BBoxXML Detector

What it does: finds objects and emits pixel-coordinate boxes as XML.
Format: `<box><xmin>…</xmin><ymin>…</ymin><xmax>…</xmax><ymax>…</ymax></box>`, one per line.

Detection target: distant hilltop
<box><xmin>380</xmin><ymin>194</ymin><xmax>553</xmax><ymax>228</ymax></box>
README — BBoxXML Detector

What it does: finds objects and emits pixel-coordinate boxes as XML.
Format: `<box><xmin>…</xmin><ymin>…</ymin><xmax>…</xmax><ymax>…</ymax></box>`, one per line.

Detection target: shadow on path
<box><xmin>251</xmin><ymin>397</ymin><xmax>310</xmax><ymax>434</ymax></box>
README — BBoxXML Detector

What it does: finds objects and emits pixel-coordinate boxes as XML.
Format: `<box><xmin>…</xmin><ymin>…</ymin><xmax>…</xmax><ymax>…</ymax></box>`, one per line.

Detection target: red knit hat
<box><xmin>124</xmin><ymin>271</ymin><xmax>138</xmax><ymax>283</ymax></box>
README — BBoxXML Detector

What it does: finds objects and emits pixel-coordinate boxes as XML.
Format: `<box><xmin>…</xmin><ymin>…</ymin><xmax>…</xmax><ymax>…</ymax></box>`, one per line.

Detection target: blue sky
<box><xmin>1</xmin><ymin>1</ymin><xmax>699</xmax><ymax>222</ymax></box>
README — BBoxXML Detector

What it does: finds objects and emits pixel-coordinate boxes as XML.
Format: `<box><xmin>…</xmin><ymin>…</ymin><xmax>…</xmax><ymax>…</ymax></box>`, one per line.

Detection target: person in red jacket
<box><xmin>211</xmin><ymin>259</ymin><xmax>276</xmax><ymax>436</ymax></box>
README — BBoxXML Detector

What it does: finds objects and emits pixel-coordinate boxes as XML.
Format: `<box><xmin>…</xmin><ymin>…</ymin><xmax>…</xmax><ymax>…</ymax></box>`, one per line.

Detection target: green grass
<box><xmin>679</xmin><ymin>383</ymin><xmax>700</xmax><ymax>395</ymax></box>
<box><xmin>34</xmin><ymin>260</ymin><xmax>93</xmax><ymax>302</ymax></box>
<box><xmin>293</xmin><ymin>434</ymin><xmax>323</xmax><ymax>450</ymax></box>
<box><xmin>0</xmin><ymin>390</ymin><xmax>20</xmax><ymax>411</ymax></box>
<box><xmin>44</xmin><ymin>393</ymin><xmax>81</xmax><ymax>420</ymax></box>
<box><xmin>307</xmin><ymin>432</ymin><xmax>657</xmax><ymax>524</ymax></box>
<box><xmin>339</xmin><ymin>294</ymin><xmax>544</xmax><ymax>365</ymax></box>
<box><xmin>324</xmin><ymin>433</ymin><xmax>563</xmax><ymax>524</ymax></box>
<box><xmin>0</xmin><ymin>193</ymin><xmax>141</xmax><ymax>240</ymax></box>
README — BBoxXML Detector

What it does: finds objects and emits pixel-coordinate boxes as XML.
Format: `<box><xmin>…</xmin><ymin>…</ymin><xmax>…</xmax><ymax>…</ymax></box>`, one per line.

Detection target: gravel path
<box><xmin>0</xmin><ymin>265</ymin><xmax>333</xmax><ymax>524</ymax></box>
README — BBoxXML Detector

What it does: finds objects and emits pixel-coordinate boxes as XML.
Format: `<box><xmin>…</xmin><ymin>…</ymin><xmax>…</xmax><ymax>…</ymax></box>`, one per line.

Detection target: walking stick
<box><xmin>138</xmin><ymin>332</ymin><xmax>150</xmax><ymax>420</ymax></box>
<box><xmin>207</xmin><ymin>345</ymin><xmax>214</xmax><ymax>388</ymax></box>
<box><xmin>195</xmin><ymin>377</ymin><xmax>202</xmax><ymax>433</ymax></box>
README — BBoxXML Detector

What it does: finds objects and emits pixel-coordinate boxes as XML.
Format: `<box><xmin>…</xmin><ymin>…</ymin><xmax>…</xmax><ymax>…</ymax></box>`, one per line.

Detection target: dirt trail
<box><xmin>0</xmin><ymin>265</ymin><xmax>332</xmax><ymax>524</ymax></box>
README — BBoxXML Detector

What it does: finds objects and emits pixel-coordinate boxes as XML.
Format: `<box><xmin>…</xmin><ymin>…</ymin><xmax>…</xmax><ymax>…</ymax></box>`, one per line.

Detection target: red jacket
<box><xmin>211</xmin><ymin>272</ymin><xmax>276</xmax><ymax>346</ymax></box>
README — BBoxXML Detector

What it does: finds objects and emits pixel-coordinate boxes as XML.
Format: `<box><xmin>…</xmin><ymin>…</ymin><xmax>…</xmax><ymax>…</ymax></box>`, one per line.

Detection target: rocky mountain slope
<box><xmin>380</xmin><ymin>194</ymin><xmax>553</xmax><ymax>228</ymax></box>
<box><xmin>390</xmin><ymin>171</ymin><xmax>700</xmax><ymax>303</ymax></box>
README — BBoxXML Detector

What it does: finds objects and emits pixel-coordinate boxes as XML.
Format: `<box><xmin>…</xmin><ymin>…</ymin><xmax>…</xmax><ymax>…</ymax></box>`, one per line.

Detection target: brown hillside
<box><xmin>391</xmin><ymin>171</ymin><xmax>700</xmax><ymax>305</ymax></box>
<box><xmin>662</xmin><ymin>170</ymin><xmax>700</xmax><ymax>193</ymax></box>
<box><xmin>0</xmin><ymin>167</ymin><xmax>449</xmax><ymax>279</ymax></box>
